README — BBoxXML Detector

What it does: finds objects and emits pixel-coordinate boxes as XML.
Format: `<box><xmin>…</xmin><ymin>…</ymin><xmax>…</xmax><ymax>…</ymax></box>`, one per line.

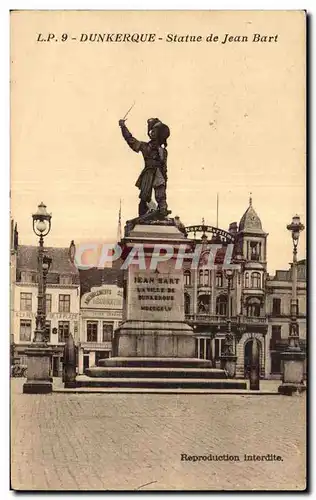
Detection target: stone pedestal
<box><xmin>114</xmin><ymin>222</ymin><xmax>196</xmax><ymax>358</ymax></box>
<box><xmin>278</xmin><ymin>348</ymin><xmax>306</xmax><ymax>395</ymax></box>
<box><xmin>23</xmin><ymin>346</ymin><xmax>53</xmax><ymax>394</ymax></box>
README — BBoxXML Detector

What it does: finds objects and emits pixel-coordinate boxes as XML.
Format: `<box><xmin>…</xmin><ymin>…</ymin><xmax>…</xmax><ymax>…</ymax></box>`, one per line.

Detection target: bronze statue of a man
<box><xmin>119</xmin><ymin>117</ymin><xmax>170</xmax><ymax>217</ymax></box>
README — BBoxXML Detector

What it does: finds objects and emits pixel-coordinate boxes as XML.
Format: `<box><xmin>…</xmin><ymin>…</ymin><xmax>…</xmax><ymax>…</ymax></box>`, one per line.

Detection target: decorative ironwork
<box><xmin>185</xmin><ymin>225</ymin><xmax>235</xmax><ymax>243</ymax></box>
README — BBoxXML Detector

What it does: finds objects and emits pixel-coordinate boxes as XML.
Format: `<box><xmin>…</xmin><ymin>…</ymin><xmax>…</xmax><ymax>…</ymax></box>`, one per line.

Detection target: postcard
<box><xmin>10</xmin><ymin>10</ymin><xmax>306</xmax><ymax>491</ymax></box>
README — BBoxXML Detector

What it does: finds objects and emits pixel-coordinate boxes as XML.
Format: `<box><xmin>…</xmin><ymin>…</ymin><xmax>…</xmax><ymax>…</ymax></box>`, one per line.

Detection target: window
<box><xmin>216</xmin><ymin>295</ymin><xmax>227</xmax><ymax>316</ymax></box>
<box><xmin>250</xmin><ymin>242</ymin><xmax>259</xmax><ymax>261</ymax></box>
<box><xmin>251</xmin><ymin>272</ymin><xmax>261</xmax><ymax>288</ymax></box>
<box><xmin>272</xmin><ymin>298</ymin><xmax>281</xmax><ymax>315</ymax></box>
<box><xmin>58</xmin><ymin>321</ymin><xmax>70</xmax><ymax>342</ymax></box>
<box><xmin>102</xmin><ymin>322</ymin><xmax>113</xmax><ymax>342</ymax></box>
<box><xmin>20</xmin><ymin>292</ymin><xmax>32</xmax><ymax>311</ymax></box>
<box><xmin>244</xmin><ymin>272</ymin><xmax>250</xmax><ymax>288</ymax></box>
<box><xmin>184</xmin><ymin>293</ymin><xmax>190</xmax><ymax>315</ymax></box>
<box><xmin>45</xmin><ymin>321</ymin><xmax>51</xmax><ymax>343</ymax></box>
<box><xmin>87</xmin><ymin>321</ymin><xmax>98</xmax><ymax>342</ymax></box>
<box><xmin>46</xmin><ymin>294</ymin><xmax>52</xmax><ymax>313</ymax></box>
<box><xmin>19</xmin><ymin>320</ymin><xmax>32</xmax><ymax>341</ymax></box>
<box><xmin>184</xmin><ymin>270</ymin><xmax>191</xmax><ymax>286</ymax></box>
<box><xmin>215</xmin><ymin>338</ymin><xmax>224</xmax><ymax>360</ymax></box>
<box><xmin>246</xmin><ymin>298</ymin><xmax>261</xmax><ymax>317</ymax></box>
<box><xmin>59</xmin><ymin>275</ymin><xmax>72</xmax><ymax>285</ymax></box>
<box><xmin>204</xmin><ymin>270</ymin><xmax>210</xmax><ymax>286</ymax></box>
<box><xmin>198</xmin><ymin>269</ymin><xmax>210</xmax><ymax>286</ymax></box>
<box><xmin>198</xmin><ymin>270</ymin><xmax>204</xmax><ymax>285</ymax></box>
<box><xmin>59</xmin><ymin>294</ymin><xmax>70</xmax><ymax>312</ymax></box>
<box><xmin>198</xmin><ymin>294</ymin><xmax>210</xmax><ymax>314</ymax></box>
<box><xmin>216</xmin><ymin>273</ymin><xmax>223</xmax><ymax>287</ymax></box>
<box><xmin>271</xmin><ymin>325</ymin><xmax>281</xmax><ymax>342</ymax></box>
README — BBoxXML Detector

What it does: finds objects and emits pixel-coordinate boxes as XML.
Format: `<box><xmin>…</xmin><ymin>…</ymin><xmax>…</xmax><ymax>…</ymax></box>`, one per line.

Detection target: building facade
<box><xmin>11</xmin><ymin>199</ymin><xmax>306</xmax><ymax>379</ymax></box>
<box><xmin>12</xmin><ymin>244</ymin><xmax>80</xmax><ymax>376</ymax></box>
<box><xmin>183</xmin><ymin>198</ymin><xmax>269</xmax><ymax>377</ymax></box>
<box><xmin>78</xmin><ymin>284</ymin><xmax>123</xmax><ymax>373</ymax></box>
<box><xmin>266</xmin><ymin>259</ymin><xmax>307</xmax><ymax>378</ymax></box>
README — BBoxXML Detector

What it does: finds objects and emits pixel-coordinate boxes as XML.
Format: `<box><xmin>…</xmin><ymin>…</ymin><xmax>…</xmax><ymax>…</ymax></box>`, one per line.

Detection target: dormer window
<box><xmin>59</xmin><ymin>275</ymin><xmax>72</xmax><ymax>285</ymax></box>
<box><xmin>21</xmin><ymin>271</ymin><xmax>37</xmax><ymax>283</ymax></box>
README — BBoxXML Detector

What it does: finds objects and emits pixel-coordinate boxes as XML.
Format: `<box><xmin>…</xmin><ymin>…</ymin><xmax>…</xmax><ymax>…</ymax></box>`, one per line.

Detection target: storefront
<box><xmin>78</xmin><ymin>284</ymin><xmax>123</xmax><ymax>373</ymax></box>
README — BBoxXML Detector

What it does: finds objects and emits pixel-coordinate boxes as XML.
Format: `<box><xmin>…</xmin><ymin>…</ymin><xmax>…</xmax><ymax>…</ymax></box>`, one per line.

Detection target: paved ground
<box><xmin>11</xmin><ymin>378</ymin><xmax>306</xmax><ymax>491</ymax></box>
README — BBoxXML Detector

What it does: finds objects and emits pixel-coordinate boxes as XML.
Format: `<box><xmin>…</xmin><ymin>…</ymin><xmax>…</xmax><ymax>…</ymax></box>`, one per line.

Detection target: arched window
<box><xmin>184</xmin><ymin>293</ymin><xmax>190</xmax><ymax>315</ymax></box>
<box><xmin>216</xmin><ymin>272</ymin><xmax>223</xmax><ymax>288</ymax></box>
<box><xmin>198</xmin><ymin>294</ymin><xmax>210</xmax><ymax>314</ymax></box>
<box><xmin>184</xmin><ymin>270</ymin><xmax>191</xmax><ymax>286</ymax></box>
<box><xmin>251</xmin><ymin>272</ymin><xmax>261</xmax><ymax>289</ymax></box>
<box><xmin>244</xmin><ymin>272</ymin><xmax>250</xmax><ymax>288</ymax></box>
<box><xmin>246</xmin><ymin>297</ymin><xmax>261</xmax><ymax>317</ymax></box>
<box><xmin>198</xmin><ymin>269</ymin><xmax>210</xmax><ymax>286</ymax></box>
<box><xmin>216</xmin><ymin>294</ymin><xmax>227</xmax><ymax>316</ymax></box>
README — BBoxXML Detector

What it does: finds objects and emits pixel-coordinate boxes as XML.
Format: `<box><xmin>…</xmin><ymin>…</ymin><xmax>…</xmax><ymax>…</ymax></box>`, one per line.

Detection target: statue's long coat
<box><xmin>121</xmin><ymin>125</ymin><xmax>167</xmax><ymax>202</ymax></box>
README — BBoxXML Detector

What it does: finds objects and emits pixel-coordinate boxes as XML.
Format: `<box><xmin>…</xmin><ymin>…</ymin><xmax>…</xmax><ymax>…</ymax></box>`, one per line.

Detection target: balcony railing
<box><xmin>242</xmin><ymin>316</ymin><xmax>267</xmax><ymax>324</ymax></box>
<box><xmin>185</xmin><ymin>314</ymin><xmax>268</xmax><ymax>325</ymax></box>
<box><xmin>185</xmin><ymin>314</ymin><xmax>237</xmax><ymax>324</ymax></box>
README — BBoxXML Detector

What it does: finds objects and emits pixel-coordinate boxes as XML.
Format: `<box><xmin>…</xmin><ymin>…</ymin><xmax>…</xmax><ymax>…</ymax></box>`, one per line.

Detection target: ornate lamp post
<box><xmin>220</xmin><ymin>268</ymin><xmax>237</xmax><ymax>377</ymax></box>
<box><xmin>23</xmin><ymin>203</ymin><xmax>54</xmax><ymax>394</ymax></box>
<box><xmin>278</xmin><ymin>215</ymin><xmax>306</xmax><ymax>395</ymax></box>
<box><xmin>32</xmin><ymin>202</ymin><xmax>52</xmax><ymax>342</ymax></box>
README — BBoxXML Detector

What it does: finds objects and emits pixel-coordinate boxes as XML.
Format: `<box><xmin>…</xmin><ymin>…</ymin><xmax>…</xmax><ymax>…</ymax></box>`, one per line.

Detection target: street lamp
<box><xmin>220</xmin><ymin>268</ymin><xmax>237</xmax><ymax>377</ymax></box>
<box><xmin>23</xmin><ymin>203</ymin><xmax>53</xmax><ymax>394</ymax></box>
<box><xmin>278</xmin><ymin>215</ymin><xmax>306</xmax><ymax>396</ymax></box>
<box><xmin>287</xmin><ymin>215</ymin><xmax>305</xmax><ymax>349</ymax></box>
<box><xmin>32</xmin><ymin>202</ymin><xmax>52</xmax><ymax>344</ymax></box>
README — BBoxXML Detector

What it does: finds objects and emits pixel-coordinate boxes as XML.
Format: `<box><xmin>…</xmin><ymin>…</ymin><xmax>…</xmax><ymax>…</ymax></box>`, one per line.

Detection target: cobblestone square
<box><xmin>11</xmin><ymin>379</ymin><xmax>306</xmax><ymax>491</ymax></box>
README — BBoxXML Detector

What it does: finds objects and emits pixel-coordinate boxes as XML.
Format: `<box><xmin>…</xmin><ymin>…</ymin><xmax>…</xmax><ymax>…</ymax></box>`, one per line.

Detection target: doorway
<box><xmin>244</xmin><ymin>339</ymin><xmax>261</xmax><ymax>378</ymax></box>
<box><xmin>52</xmin><ymin>356</ymin><xmax>60</xmax><ymax>377</ymax></box>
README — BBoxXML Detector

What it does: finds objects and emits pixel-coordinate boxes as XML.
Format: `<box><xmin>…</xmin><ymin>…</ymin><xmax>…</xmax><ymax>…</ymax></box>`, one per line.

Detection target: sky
<box><xmin>10</xmin><ymin>10</ymin><xmax>306</xmax><ymax>274</ymax></box>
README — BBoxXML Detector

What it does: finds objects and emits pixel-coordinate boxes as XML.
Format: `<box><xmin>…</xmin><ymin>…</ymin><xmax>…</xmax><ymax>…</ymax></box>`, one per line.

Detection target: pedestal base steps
<box><xmin>74</xmin><ymin>357</ymin><xmax>247</xmax><ymax>390</ymax></box>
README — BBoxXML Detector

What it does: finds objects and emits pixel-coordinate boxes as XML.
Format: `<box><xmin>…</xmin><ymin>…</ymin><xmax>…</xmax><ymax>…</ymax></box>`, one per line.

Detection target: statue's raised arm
<box><xmin>119</xmin><ymin>117</ymin><xmax>170</xmax><ymax>218</ymax></box>
<box><xmin>119</xmin><ymin>120</ymin><xmax>144</xmax><ymax>153</ymax></box>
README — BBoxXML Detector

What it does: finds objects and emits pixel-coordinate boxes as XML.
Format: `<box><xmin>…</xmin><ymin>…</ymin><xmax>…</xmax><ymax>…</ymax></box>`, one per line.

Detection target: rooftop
<box><xmin>17</xmin><ymin>245</ymin><xmax>80</xmax><ymax>284</ymax></box>
<box><xmin>238</xmin><ymin>197</ymin><xmax>265</xmax><ymax>234</ymax></box>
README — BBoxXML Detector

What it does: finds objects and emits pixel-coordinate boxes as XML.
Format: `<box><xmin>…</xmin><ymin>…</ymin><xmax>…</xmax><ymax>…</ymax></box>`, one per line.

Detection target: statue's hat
<box><xmin>147</xmin><ymin>118</ymin><xmax>160</xmax><ymax>134</ymax></box>
<box><xmin>147</xmin><ymin>118</ymin><xmax>170</xmax><ymax>145</ymax></box>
